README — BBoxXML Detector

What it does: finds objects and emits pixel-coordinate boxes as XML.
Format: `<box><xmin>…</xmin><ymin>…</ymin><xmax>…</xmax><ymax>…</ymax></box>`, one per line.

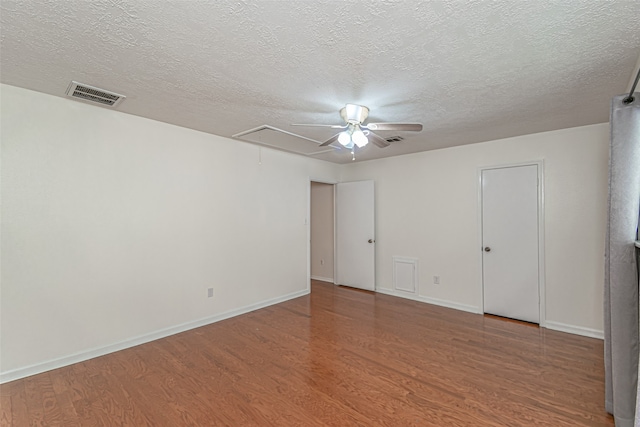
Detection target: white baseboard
<box><xmin>0</xmin><ymin>289</ymin><xmax>309</xmax><ymax>384</ymax></box>
<box><xmin>544</xmin><ymin>320</ymin><xmax>604</xmax><ymax>339</ymax></box>
<box><xmin>375</xmin><ymin>289</ymin><xmax>603</xmax><ymax>339</ymax></box>
<box><xmin>375</xmin><ymin>288</ymin><xmax>481</xmax><ymax>314</ymax></box>
<box><xmin>310</xmin><ymin>275</ymin><xmax>334</xmax><ymax>283</ymax></box>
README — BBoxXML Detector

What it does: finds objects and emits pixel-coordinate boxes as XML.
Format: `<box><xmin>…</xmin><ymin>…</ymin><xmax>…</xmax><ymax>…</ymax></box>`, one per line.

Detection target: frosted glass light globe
<box><xmin>338</xmin><ymin>132</ymin><xmax>351</xmax><ymax>146</ymax></box>
<box><xmin>352</xmin><ymin>129</ymin><xmax>368</xmax><ymax>148</ymax></box>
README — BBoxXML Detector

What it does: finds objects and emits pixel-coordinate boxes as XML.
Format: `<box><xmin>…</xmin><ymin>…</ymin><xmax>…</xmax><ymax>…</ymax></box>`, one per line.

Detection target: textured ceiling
<box><xmin>1</xmin><ymin>0</ymin><xmax>640</xmax><ymax>163</ymax></box>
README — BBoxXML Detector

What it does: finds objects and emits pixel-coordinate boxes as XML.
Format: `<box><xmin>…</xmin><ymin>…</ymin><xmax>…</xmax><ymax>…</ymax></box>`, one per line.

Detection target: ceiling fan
<box><xmin>292</xmin><ymin>104</ymin><xmax>423</xmax><ymax>153</ymax></box>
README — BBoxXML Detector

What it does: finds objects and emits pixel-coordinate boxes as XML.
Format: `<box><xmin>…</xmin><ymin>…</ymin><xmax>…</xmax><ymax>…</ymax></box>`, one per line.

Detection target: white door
<box><xmin>335</xmin><ymin>180</ymin><xmax>375</xmax><ymax>290</ymax></box>
<box><xmin>482</xmin><ymin>165</ymin><xmax>540</xmax><ymax>323</ymax></box>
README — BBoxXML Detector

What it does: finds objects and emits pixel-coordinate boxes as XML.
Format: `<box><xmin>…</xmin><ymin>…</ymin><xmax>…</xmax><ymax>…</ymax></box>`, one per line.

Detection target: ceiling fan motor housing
<box><xmin>340</xmin><ymin>104</ymin><xmax>369</xmax><ymax>124</ymax></box>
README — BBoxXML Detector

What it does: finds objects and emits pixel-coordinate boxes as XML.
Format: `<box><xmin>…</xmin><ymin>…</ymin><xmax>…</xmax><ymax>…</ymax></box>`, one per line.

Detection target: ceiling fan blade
<box><xmin>291</xmin><ymin>123</ymin><xmax>347</xmax><ymax>129</ymax></box>
<box><xmin>319</xmin><ymin>133</ymin><xmax>340</xmax><ymax>147</ymax></box>
<box><xmin>366</xmin><ymin>123</ymin><xmax>423</xmax><ymax>132</ymax></box>
<box><xmin>367</xmin><ymin>132</ymin><xmax>390</xmax><ymax>148</ymax></box>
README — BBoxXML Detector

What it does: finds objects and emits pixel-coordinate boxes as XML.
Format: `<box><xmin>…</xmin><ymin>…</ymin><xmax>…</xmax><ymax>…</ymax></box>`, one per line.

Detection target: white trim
<box><xmin>544</xmin><ymin>321</ymin><xmax>604</xmax><ymax>339</ymax></box>
<box><xmin>376</xmin><ymin>288</ymin><xmax>481</xmax><ymax>314</ymax></box>
<box><xmin>0</xmin><ymin>289</ymin><xmax>309</xmax><ymax>384</ymax></box>
<box><xmin>375</xmin><ymin>288</ymin><xmax>602</xmax><ymax>339</ymax></box>
<box><xmin>232</xmin><ymin>125</ymin><xmax>335</xmax><ymax>156</ymax></box>
<box><xmin>477</xmin><ymin>160</ymin><xmax>546</xmax><ymax>326</ymax></box>
<box><xmin>307</xmin><ymin>180</ymin><xmax>311</xmax><ymax>292</ymax></box>
<box><xmin>335</xmin><ymin>182</ymin><xmax>341</xmax><ymax>287</ymax></box>
<box><xmin>307</xmin><ymin>178</ymin><xmax>337</xmax><ymax>289</ymax></box>
<box><xmin>538</xmin><ymin>161</ymin><xmax>547</xmax><ymax>326</ymax></box>
<box><xmin>310</xmin><ymin>275</ymin><xmax>334</xmax><ymax>283</ymax></box>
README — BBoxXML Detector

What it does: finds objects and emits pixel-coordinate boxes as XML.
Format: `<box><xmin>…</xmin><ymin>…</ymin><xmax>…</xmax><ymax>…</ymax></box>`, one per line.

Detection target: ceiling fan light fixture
<box><xmin>352</xmin><ymin>129</ymin><xmax>368</xmax><ymax>147</ymax></box>
<box><xmin>302</xmin><ymin>103</ymin><xmax>422</xmax><ymax>153</ymax></box>
<box><xmin>340</xmin><ymin>104</ymin><xmax>369</xmax><ymax>124</ymax></box>
<box><xmin>338</xmin><ymin>131</ymin><xmax>351</xmax><ymax>146</ymax></box>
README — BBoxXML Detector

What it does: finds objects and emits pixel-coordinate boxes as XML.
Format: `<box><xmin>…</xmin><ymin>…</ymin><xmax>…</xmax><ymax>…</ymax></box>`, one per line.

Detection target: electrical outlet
<box><xmin>433</xmin><ymin>276</ymin><xmax>440</xmax><ymax>285</ymax></box>
<box><xmin>207</xmin><ymin>288</ymin><xmax>214</xmax><ymax>298</ymax></box>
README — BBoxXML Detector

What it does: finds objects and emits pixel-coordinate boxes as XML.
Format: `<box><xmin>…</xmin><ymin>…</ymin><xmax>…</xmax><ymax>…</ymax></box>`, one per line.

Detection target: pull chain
<box><xmin>623</xmin><ymin>66</ymin><xmax>640</xmax><ymax>104</ymax></box>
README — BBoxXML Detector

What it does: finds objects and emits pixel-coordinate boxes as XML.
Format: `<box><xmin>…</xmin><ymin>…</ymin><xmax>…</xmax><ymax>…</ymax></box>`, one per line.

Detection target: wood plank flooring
<box><xmin>0</xmin><ymin>280</ymin><xmax>613</xmax><ymax>426</ymax></box>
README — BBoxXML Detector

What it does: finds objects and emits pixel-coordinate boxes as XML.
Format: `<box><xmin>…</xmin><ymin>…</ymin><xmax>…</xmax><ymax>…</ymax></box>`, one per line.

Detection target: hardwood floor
<box><xmin>1</xmin><ymin>280</ymin><xmax>613</xmax><ymax>426</ymax></box>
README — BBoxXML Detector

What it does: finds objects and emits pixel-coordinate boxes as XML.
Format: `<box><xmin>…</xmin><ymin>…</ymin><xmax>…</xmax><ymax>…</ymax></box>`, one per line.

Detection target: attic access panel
<box><xmin>233</xmin><ymin>126</ymin><xmax>335</xmax><ymax>156</ymax></box>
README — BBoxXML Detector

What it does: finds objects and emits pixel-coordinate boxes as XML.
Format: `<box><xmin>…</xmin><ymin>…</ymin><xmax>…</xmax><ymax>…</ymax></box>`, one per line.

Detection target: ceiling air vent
<box><xmin>65</xmin><ymin>81</ymin><xmax>126</xmax><ymax>107</ymax></box>
<box><xmin>385</xmin><ymin>136</ymin><xmax>404</xmax><ymax>143</ymax></box>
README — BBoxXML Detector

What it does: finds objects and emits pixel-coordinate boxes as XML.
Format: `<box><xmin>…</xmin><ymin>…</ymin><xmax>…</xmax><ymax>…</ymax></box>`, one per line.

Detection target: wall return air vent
<box><xmin>65</xmin><ymin>81</ymin><xmax>126</xmax><ymax>107</ymax></box>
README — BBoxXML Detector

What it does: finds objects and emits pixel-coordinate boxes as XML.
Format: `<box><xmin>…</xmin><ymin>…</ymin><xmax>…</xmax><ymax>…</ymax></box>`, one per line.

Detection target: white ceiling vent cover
<box><xmin>65</xmin><ymin>81</ymin><xmax>126</xmax><ymax>107</ymax></box>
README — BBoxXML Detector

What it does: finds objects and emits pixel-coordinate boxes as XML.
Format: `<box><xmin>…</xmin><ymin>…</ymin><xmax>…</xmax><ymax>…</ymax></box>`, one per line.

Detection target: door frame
<box><xmin>477</xmin><ymin>160</ymin><xmax>546</xmax><ymax>326</ymax></box>
<box><xmin>307</xmin><ymin>178</ymin><xmax>337</xmax><ymax>292</ymax></box>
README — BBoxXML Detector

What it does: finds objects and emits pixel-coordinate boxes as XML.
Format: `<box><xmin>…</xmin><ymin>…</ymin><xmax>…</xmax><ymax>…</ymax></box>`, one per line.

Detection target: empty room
<box><xmin>1</xmin><ymin>1</ymin><xmax>640</xmax><ymax>426</ymax></box>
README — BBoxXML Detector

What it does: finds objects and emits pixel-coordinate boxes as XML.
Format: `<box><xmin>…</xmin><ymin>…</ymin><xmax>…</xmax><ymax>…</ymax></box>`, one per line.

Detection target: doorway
<box><xmin>308</xmin><ymin>180</ymin><xmax>376</xmax><ymax>291</ymax></box>
<box><xmin>480</xmin><ymin>162</ymin><xmax>545</xmax><ymax>324</ymax></box>
<box><xmin>310</xmin><ymin>182</ymin><xmax>335</xmax><ymax>284</ymax></box>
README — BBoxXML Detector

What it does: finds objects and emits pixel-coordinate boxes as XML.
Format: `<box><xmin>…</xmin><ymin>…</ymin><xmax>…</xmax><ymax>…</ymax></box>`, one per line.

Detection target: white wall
<box><xmin>341</xmin><ymin>124</ymin><xmax>609</xmax><ymax>336</ymax></box>
<box><xmin>0</xmin><ymin>84</ymin><xmax>340</xmax><ymax>380</ymax></box>
<box><xmin>0</xmin><ymin>83</ymin><xmax>610</xmax><ymax>382</ymax></box>
<box><xmin>310</xmin><ymin>182</ymin><xmax>334</xmax><ymax>282</ymax></box>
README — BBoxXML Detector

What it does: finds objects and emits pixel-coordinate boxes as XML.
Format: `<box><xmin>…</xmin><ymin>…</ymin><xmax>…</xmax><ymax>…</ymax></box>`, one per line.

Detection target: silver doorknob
<box><xmin>368</xmin><ymin>239</ymin><xmax>375</xmax><ymax>243</ymax></box>
<box><xmin>484</xmin><ymin>247</ymin><xmax>491</xmax><ymax>252</ymax></box>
